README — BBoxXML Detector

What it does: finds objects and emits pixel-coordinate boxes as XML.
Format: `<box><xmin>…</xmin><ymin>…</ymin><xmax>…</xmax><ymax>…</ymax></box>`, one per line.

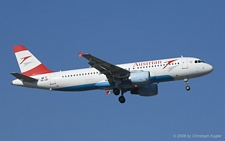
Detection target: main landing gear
<box><xmin>119</xmin><ymin>95</ymin><xmax>126</xmax><ymax>104</ymax></box>
<box><xmin>113</xmin><ymin>88</ymin><xmax>126</xmax><ymax>104</ymax></box>
<box><xmin>184</xmin><ymin>78</ymin><xmax>191</xmax><ymax>91</ymax></box>
<box><xmin>113</xmin><ymin>88</ymin><xmax>120</xmax><ymax>96</ymax></box>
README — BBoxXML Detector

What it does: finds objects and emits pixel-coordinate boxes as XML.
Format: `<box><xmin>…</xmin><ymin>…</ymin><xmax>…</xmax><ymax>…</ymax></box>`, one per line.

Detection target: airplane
<box><xmin>11</xmin><ymin>45</ymin><xmax>213</xmax><ymax>103</ymax></box>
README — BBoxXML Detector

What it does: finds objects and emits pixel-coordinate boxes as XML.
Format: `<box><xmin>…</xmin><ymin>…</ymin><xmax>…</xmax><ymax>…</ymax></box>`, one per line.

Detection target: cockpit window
<box><xmin>195</xmin><ymin>60</ymin><xmax>204</xmax><ymax>63</ymax></box>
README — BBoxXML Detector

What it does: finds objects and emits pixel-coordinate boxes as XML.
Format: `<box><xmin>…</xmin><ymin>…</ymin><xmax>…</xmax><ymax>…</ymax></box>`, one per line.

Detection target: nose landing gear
<box><xmin>184</xmin><ymin>78</ymin><xmax>191</xmax><ymax>91</ymax></box>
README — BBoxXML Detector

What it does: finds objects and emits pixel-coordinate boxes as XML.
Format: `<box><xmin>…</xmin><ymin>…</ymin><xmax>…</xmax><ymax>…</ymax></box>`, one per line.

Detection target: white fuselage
<box><xmin>12</xmin><ymin>57</ymin><xmax>213</xmax><ymax>91</ymax></box>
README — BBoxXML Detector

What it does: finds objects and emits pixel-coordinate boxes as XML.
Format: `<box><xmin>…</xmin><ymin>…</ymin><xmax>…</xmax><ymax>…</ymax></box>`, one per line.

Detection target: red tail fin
<box><xmin>13</xmin><ymin>45</ymin><xmax>53</xmax><ymax>76</ymax></box>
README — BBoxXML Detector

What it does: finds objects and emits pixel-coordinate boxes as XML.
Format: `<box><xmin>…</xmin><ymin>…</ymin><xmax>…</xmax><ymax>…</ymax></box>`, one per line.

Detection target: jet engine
<box><xmin>130</xmin><ymin>84</ymin><xmax>158</xmax><ymax>96</ymax></box>
<box><xmin>128</xmin><ymin>71</ymin><xmax>150</xmax><ymax>86</ymax></box>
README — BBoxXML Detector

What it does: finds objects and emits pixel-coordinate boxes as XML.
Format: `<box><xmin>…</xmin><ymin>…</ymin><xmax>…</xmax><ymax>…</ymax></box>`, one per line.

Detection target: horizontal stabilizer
<box><xmin>11</xmin><ymin>72</ymin><xmax>38</xmax><ymax>82</ymax></box>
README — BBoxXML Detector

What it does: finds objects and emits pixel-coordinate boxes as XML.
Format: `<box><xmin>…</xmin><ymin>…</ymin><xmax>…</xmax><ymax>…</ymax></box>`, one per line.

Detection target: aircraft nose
<box><xmin>206</xmin><ymin>64</ymin><xmax>213</xmax><ymax>73</ymax></box>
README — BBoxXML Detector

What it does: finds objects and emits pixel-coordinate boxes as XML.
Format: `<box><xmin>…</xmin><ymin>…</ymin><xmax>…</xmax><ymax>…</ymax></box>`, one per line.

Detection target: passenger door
<box><xmin>181</xmin><ymin>57</ymin><xmax>188</xmax><ymax>69</ymax></box>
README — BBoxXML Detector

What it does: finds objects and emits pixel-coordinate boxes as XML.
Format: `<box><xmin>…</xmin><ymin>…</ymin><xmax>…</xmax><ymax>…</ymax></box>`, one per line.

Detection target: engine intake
<box><xmin>129</xmin><ymin>71</ymin><xmax>150</xmax><ymax>86</ymax></box>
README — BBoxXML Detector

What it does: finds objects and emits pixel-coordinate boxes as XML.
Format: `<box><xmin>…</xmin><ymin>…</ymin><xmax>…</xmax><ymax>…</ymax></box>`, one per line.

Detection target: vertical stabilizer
<box><xmin>13</xmin><ymin>45</ymin><xmax>52</xmax><ymax>76</ymax></box>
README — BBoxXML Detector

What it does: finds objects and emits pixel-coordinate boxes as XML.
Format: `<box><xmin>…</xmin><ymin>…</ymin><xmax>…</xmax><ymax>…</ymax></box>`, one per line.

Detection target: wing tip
<box><xmin>78</xmin><ymin>52</ymin><xmax>84</xmax><ymax>57</ymax></box>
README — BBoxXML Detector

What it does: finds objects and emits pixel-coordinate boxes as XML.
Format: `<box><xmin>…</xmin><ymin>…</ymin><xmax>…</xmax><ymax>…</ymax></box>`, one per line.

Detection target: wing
<box><xmin>78</xmin><ymin>52</ymin><xmax>130</xmax><ymax>81</ymax></box>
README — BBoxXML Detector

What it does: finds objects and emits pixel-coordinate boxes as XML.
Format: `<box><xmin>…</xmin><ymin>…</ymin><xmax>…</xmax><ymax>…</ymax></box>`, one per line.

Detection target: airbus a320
<box><xmin>11</xmin><ymin>45</ymin><xmax>213</xmax><ymax>103</ymax></box>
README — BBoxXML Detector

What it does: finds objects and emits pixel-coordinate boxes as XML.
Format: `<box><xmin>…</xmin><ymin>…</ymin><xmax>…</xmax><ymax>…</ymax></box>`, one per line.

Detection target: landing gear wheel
<box><xmin>118</xmin><ymin>96</ymin><xmax>126</xmax><ymax>104</ymax></box>
<box><xmin>184</xmin><ymin>78</ymin><xmax>191</xmax><ymax>91</ymax></box>
<box><xmin>113</xmin><ymin>88</ymin><xmax>120</xmax><ymax>96</ymax></box>
<box><xmin>186</xmin><ymin>86</ymin><xmax>191</xmax><ymax>91</ymax></box>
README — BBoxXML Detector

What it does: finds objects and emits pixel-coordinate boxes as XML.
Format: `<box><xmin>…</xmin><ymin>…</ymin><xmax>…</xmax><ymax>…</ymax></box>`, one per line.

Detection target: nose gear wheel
<box><xmin>184</xmin><ymin>78</ymin><xmax>191</xmax><ymax>91</ymax></box>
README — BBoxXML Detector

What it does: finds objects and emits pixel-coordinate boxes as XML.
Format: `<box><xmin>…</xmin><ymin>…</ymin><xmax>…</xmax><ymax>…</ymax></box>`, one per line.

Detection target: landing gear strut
<box><xmin>184</xmin><ymin>78</ymin><xmax>191</xmax><ymax>91</ymax></box>
<box><xmin>118</xmin><ymin>89</ymin><xmax>126</xmax><ymax>103</ymax></box>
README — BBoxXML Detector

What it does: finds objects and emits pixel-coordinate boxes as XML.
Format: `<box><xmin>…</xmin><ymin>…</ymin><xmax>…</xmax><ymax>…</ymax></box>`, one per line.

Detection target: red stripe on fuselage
<box><xmin>22</xmin><ymin>64</ymin><xmax>53</xmax><ymax>76</ymax></box>
<box><xmin>13</xmin><ymin>45</ymin><xmax>27</xmax><ymax>53</ymax></box>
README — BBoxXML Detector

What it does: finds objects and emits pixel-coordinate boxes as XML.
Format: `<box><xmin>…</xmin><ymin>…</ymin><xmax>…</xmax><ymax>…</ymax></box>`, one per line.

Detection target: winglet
<box><xmin>78</xmin><ymin>52</ymin><xmax>84</xmax><ymax>57</ymax></box>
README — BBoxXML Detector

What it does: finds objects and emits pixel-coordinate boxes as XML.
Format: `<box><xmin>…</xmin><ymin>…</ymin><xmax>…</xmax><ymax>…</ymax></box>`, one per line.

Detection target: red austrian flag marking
<box><xmin>20</xmin><ymin>56</ymin><xmax>31</xmax><ymax>64</ymax></box>
<box><xmin>163</xmin><ymin>59</ymin><xmax>177</xmax><ymax>69</ymax></box>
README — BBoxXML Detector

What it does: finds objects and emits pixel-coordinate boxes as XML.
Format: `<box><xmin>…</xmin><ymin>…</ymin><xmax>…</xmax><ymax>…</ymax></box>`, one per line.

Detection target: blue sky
<box><xmin>1</xmin><ymin>0</ymin><xmax>224</xmax><ymax>140</ymax></box>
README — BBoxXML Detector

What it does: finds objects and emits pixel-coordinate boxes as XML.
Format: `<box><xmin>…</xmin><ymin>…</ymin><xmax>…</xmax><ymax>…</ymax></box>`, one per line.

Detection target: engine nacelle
<box><xmin>131</xmin><ymin>84</ymin><xmax>158</xmax><ymax>96</ymax></box>
<box><xmin>129</xmin><ymin>71</ymin><xmax>150</xmax><ymax>86</ymax></box>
